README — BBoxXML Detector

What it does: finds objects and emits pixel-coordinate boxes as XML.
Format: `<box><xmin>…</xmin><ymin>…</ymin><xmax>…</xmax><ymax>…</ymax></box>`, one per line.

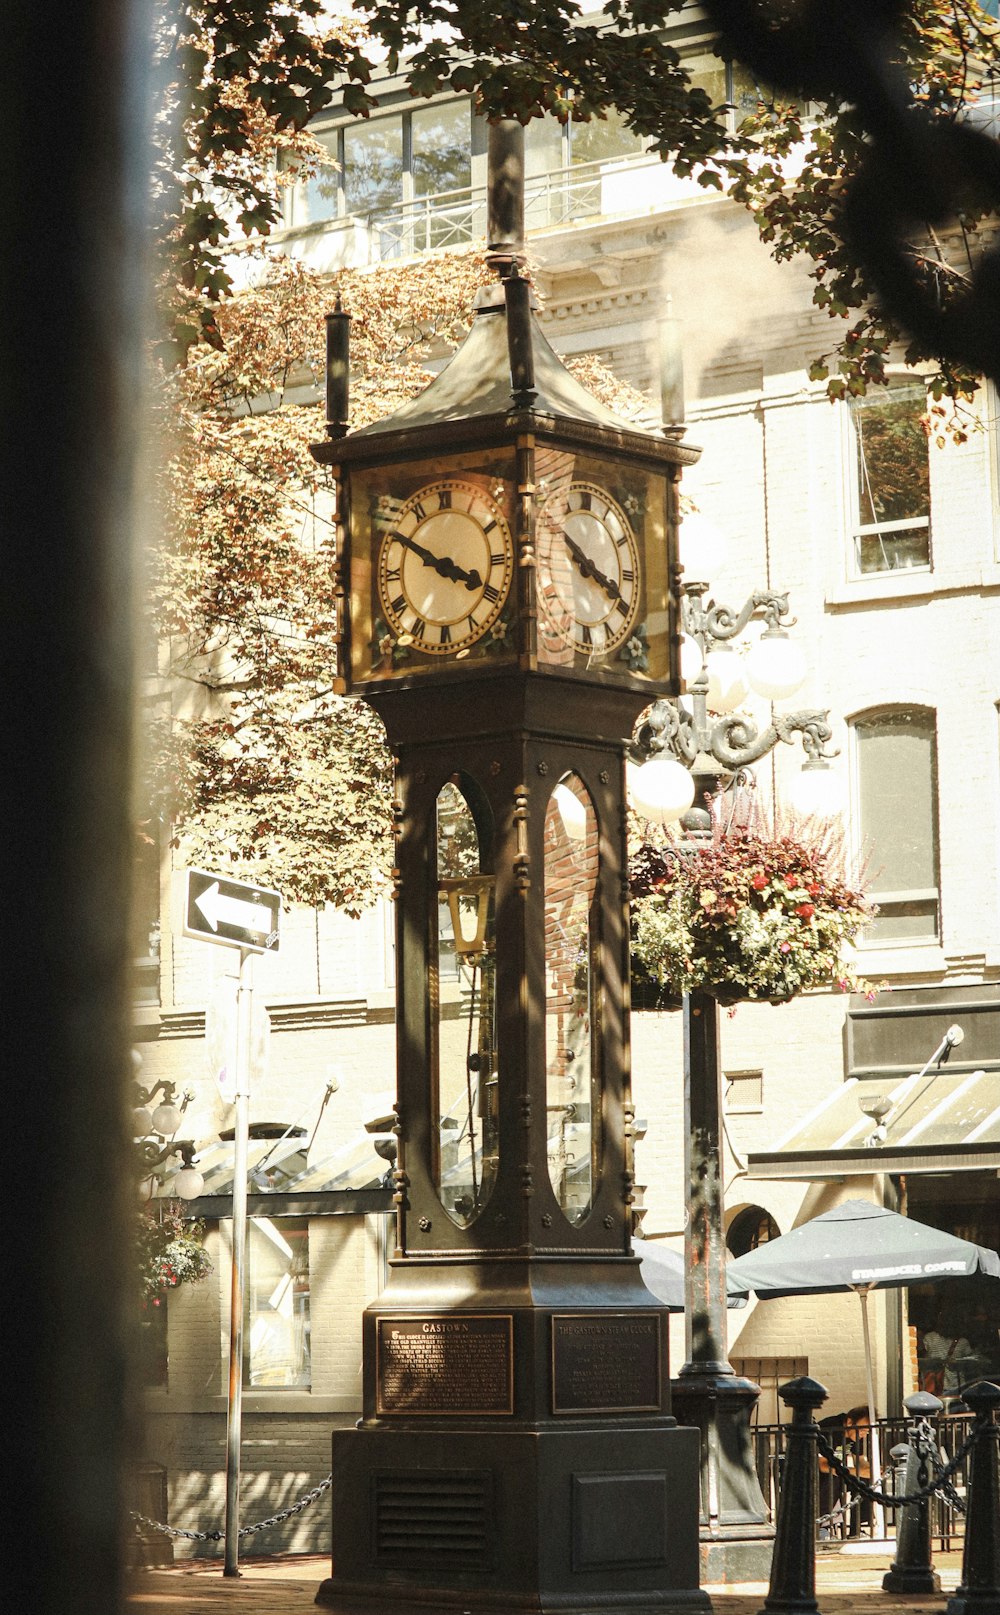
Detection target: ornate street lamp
<box><xmin>627</xmin><ymin>541</ymin><xmax>843</xmax><ymax>1579</ymax></box>
<box><xmin>133</xmin><ymin>1059</ymin><xmax>204</xmax><ymax>1199</ymax></box>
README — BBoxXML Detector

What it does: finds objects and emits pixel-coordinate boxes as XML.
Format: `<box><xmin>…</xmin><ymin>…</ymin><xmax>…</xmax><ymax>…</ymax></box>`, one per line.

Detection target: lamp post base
<box><xmin>701</xmin><ymin>1535</ymin><xmax>776</xmax><ymax>1586</ymax></box>
<box><xmin>671</xmin><ymin>1370</ymin><xmax>775</xmax><ymax>1587</ymax></box>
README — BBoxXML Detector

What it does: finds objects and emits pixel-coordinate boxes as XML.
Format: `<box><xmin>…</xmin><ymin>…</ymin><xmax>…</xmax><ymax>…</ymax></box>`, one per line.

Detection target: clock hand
<box><xmin>392</xmin><ymin>532</ymin><xmax>483</xmax><ymax>591</ymax></box>
<box><xmin>563</xmin><ymin>533</ymin><xmax>621</xmax><ymax>601</ymax></box>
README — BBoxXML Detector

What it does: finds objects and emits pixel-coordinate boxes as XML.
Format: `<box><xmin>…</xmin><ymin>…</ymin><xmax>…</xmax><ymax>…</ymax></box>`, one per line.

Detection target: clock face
<box><xmin>536</xmin><ymin>481</ymin><xmax>641</xmax><ymax>658</ymax></box>
<box><xmin>376</xmin><ymin>478</ymin><xmax>514</xmax><ymax>656</ymax></box>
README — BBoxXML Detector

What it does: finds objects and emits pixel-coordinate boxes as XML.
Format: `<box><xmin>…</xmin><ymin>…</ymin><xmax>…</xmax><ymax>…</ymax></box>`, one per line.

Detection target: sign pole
<box><xmin>223</xmin><ymin>947</ymin><xmax>254</xmax><ymax>1576</ymax></box>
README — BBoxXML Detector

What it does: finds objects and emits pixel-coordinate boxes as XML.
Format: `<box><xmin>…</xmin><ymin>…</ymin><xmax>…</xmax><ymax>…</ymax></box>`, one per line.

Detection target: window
<box><xmin>137</xmin><ymin>1295</ymin><xmax>168</xmax><ymax>1389</ymax></box>
<box><xmin>853</xmin><ymin>709</ymin><xmax>940</xmax><ymax>943</ymax></box>
<box><xmin>344</xmin><ymin>116</ymin><xmax>404</xmax><ymax>216</ymax></box>
<box><xmin>281</xmin><ymin>101</ymin><xmax>473</xmax><ymax>229</ymax></box>
<box><xmin>244</xmin><ymin>1217</ymin><xmax>310</xmax><ymax>1388</ymax></box>
<box><xmin>725</xmin><ymin>1070</ymin><xmax>763</xmax><ymax>1112</ymax></box>
<box><xmin>726</xmin><ymin>1205</ymin><xmax>780</xmax><ymax>1258</ymax></box>
<box><xmin>281</xmin><ymin>127</ymin><xmax>340</xmax><ymax>229</ymax></box>
<box><xmin>848</xmin><ymin>381</ymin><xmax>931</xmax><ymax>575</ymax></box>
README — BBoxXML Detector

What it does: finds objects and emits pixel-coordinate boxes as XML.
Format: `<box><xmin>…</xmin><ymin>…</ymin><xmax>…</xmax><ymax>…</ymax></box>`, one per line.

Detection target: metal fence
<box><xmin>364</xmin><ymin>154</ymin><xmax>660</xmax><ymax>262</ymax></box>
<box><xmin>752</xmin><ymin>1412</ymin><xmax>972</xmax><ymax>1548</ymax></box>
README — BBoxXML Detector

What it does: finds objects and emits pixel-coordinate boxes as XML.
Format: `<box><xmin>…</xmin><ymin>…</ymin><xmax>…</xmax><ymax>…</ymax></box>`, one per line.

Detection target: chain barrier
<box><xmin>130</xmin><ymin>1473</ymin><xmax>332</xmax><ymax>1543</ymax></box>
<box><xmin>815</xmin><ymin>1420</ymin><xmax>977</xmax><ymax>1511</ymax></box>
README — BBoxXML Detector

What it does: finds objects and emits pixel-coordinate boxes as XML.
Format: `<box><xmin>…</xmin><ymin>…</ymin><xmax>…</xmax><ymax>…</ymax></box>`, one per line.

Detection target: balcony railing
<box><xmin>360</xmin><ymin>152</ymin><xmax>684</xmax><ymax>265</ymax></box>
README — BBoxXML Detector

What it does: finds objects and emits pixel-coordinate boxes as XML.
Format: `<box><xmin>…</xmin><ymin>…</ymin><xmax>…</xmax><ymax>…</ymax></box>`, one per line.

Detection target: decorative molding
<box><xmin>133</xmin><ymin>996</ymin><xmax>396</xmax><ymax>1040</ymax></box>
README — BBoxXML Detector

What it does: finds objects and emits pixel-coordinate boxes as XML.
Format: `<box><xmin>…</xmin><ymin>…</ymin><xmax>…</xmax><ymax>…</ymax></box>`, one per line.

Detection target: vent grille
<box><xmin>374</xmin><ymin>1469</ymin><xmax>493</xmax><ymax>1567</ymax></box>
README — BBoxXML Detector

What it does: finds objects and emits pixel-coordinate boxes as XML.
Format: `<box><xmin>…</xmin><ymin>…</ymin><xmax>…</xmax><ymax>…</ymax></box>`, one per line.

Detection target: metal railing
<box><xmin>752</xmin><ymin>1412</ymin><xmax>973</xmax><ymax>1548</ymax></box>
<box><xmin>364</xmin><ymin>153</ymin><xmax>665</xmax><ymax>262</ymax></box>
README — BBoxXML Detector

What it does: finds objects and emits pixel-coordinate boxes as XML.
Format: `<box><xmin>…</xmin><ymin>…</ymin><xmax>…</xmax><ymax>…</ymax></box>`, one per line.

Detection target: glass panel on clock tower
<box><xmin>434</xmin><ymin>776</ymin><xmax>498</xmax><ymax>1227</ymax></box>
<box><xmin>544</xmin><ymin>773</ymin><xmax>600</xmax><ymax>1225</ymax></box>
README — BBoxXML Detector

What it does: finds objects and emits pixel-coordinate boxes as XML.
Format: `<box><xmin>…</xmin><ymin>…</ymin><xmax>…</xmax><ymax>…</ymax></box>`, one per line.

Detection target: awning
<box><xmin>746</xmin><ymin>1070</ymin><xmax>1000</xmax><ymax>1180</ymax></box>
<box><xmin>165</xmin><ymin>1131</ymin><xmax>393</xmax><ymax>1219</ymax></box>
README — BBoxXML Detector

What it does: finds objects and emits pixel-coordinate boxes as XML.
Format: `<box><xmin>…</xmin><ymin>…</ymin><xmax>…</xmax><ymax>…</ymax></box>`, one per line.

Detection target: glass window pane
<box><xmin>852</xmin><ymin>383</ymin><xmax>930</xmax><ymax>573</ymax></box>
<box><xmin>685</xmin><ymin>51</ymin><xmax>729</xmax><ymax>110</ymax></box>
<box><xmin>281</xmin><ymin>129</ymin><xmax>339</xmax><ymax>228</ymax></box>
<box><xmin>729</xmin><ymin>61</ymin><xmax>804</xmax><ymax>121</ymax></box>
<box><xmin>344</xmin><ymin>117</ymin><xmax>403</xmax><ymax>216</ymax></box>
<box><xmin>525</xmin><ymin>115</ymin><xmax>566</xmax><ymax>178</ymax></box>
<box><xmin>856</xmin><ymin>711</ymin><xmax>939</xmax><ymax>941</ymax></box>
<box><xmin>570</xmin><ymin>107</ymin><xmax>646</xmax><ymax>166</ymax></box>
<box><xmin>244</xmin><ymin>1217</ymin><xmax>310</xmax><ymax>1388</ymax></box>
<box><xmin>411</xmin><ymin>100</ymin><xmax>472</xmax><ymax>197</ymax></box>
<box><xmin>435</xmin><ymin>778</ymin><xmax>498</xmax><ymax>1227</ymax></box>
<box><xmin>138</xmin><ymin>1295</ymin><xmax>168</xmax><ymax>1388</ymax></box>
<box><xmin>544</xmin><ymin>774</ymin><xmax>600</xmax><ymax>1225</ymax></box>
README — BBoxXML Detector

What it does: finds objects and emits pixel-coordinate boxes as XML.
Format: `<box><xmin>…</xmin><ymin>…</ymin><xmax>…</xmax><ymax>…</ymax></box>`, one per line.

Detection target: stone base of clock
<box><xmin>315</xmin><ymin>1421</ymin><xmax>709</xmax><ymax>1615</ymax></box>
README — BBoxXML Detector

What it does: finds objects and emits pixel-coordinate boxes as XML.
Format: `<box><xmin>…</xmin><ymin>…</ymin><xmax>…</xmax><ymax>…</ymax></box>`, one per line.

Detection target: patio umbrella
<box><xmin>727</xmin><ymin>1199</ymin><xmax>1000</xmax><ymax>1533</ymax></box>
<box><xmin>635</xmin><ymin>1237</ymin><xmax>748</xmax><ymax>1311</ymax></box>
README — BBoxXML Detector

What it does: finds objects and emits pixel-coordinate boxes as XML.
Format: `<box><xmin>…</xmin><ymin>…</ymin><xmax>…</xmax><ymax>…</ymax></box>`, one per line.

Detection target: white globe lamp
<box><xmin>174</xmin><ymin>1162</ymin><xmax>205</xmax><ymax>1200</ymax></box>
<box><xmin>679</xmin><ymin>634</ymin><xmax>705</xmax><ymax>691</ymax></box>
<box><xmin>132</xmin><ymin>1106</ymin><xmax>153</xmax><ymax>1138</ymax></box>
<box><xmin>787</xmin><ymin>762</ymin><xmax>846</xmax><ymax>821</ymax></box>
<box><xmin>746</xmin><ymin>631</ymin><xmax>807</xmax><ymax>700</ymax></box>
<box><xmin>553</xmin><ymin>781</ymin><xmax>588</xmax><ymax>842</ymax></box>
<box><xmin>151</xmin><ymin>1099</ymin><xmax>183</xmax><ymax>1136</ymax></box>
<box><xmin>678</xmin><ymin>511</ymin><xmax>727</xmax><ymax>580</ymax></box>
<box><xmin>627</xmin><ymin>757</ymin><xmax>695</xmax><ymax>825</ymax></box>
<box><xmin>705</xmin><ymin>647</ymin><xmax>749</xmax><ymax>714</ymax></box>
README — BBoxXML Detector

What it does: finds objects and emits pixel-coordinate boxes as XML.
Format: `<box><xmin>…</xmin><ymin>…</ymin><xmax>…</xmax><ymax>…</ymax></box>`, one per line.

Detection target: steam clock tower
<box><xmin>311</xmin><ymin>126</ymin><xmax>707</xmax><ymax>1615</ymax></box>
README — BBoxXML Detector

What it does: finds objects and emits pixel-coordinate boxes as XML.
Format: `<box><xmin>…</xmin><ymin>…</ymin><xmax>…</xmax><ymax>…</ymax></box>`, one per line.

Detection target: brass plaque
<box><xmin>376</xmin><ymin>1314</ymin><xmax>514</xmax><ymax>1416</ymax></box>
<box><xmin>551</xmin><ymin>1312</ymin><xmax>661</xmax><ymax>1415</ymax></box>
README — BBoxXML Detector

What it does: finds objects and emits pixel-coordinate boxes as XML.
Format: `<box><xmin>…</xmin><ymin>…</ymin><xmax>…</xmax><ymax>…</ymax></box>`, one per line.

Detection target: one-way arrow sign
<box><xmin>184</xmin><ymin>869</ymin><xmax>281</xmax><ymax>954</ymax></box>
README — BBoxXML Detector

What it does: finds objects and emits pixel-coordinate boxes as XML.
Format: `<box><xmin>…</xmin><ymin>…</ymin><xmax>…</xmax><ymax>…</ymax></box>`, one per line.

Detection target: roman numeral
<box><xmin>483</xmin><ymin>520</ymin><xmax>497</xmax><ymax>535</ymax></box>
<box><xmin>439</xmin><ymin>623</ymin><xmax>452</xmax><ymax>645</ymax></box>
<box><xmin>615</xmin><ymin>534</ymin><xmax>628</xmax><ymax>548</ymax></box>
<box><xmin>385</xmin><ymin>566</ymin><xmax>401</xmax><ymax>581</ymax></box>
<box><xmin>467</xmin><ymin>614</ymin><xmax>480</xmax><ymax>635</ymax></box>
<box><xmin>490</xmin><ymin>551</ymin><xmax>504</xmax><ymax>566</ymax></box>
<box><xmin>390</xmin><ymin>595</ymin><xmax>405</xmax><ymax>615</ymax></box>
<box><xmin>411</xmin><ymin>501</ymin><xmax>427</xmax><ymax>522</ymax></box>
<box><xmin>438</xmin><ymin>488</ymin><xmax>452</xmax><ymax>510</ymax></box>
<box><xmin>581</xmin><ymin>625</ymin><xmax>593</xmax><ymax>647</ymax></box>
<box><xmin>411</xmin><ymin>618</ymin><xmax>426</xmax><ymax>640</ymax></box>
<box><xmin>614</xmin><ymin>597</ymin><xmax>630</xmax><ymax>616</ymax></box>
<box><xmin>622</xmin><ymin>568</ymin><xmax>634</xmax><ymax>584</ymax></box>
<box><xmin>483</xmin><ymin>584</ymin><xmax>499</xmax><ymax>603</ymax></box>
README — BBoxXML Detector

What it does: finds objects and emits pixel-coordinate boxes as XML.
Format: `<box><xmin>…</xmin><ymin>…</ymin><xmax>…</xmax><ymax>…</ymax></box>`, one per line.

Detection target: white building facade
<box><xmin>131</xmin><ymin>23</ymin><xmax>1000</xmax><ymax>1556</ymax></box>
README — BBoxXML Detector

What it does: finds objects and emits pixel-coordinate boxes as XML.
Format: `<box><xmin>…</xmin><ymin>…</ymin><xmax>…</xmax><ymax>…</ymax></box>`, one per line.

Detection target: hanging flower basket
<box><xmin>136</xmin><ymin>1202</ymin><xmax>213</xmax><ymax>1304</ymax></box>
<box><xmin>629</xmin><ymin>815</ymin><xmax>880</xmax><ymax>1006</ymax></box>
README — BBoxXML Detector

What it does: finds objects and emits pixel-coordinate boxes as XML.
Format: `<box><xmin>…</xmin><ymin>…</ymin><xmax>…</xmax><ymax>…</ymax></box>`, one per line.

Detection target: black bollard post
<box><xmin>945</xmin><ymin>1380</ymin><xmax>1000</xmax><ymax>1615</ymax></box>
<box><xmin>883</xmin><ymin>1391</ymin><xmax>943</xmax><ymax>1595</ymax></box>
<box><xmin>759</xmin><ymin>1377</ymin><xmax>828</xmax><ymax>1615</ymax></box>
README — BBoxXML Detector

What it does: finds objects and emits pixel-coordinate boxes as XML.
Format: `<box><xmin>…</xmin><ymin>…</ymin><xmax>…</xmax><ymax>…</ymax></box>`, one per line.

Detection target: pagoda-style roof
<box><xmin>334</xmin><ymin>283</ymin><xmax>699</xmax><ymax>469</ymax></box>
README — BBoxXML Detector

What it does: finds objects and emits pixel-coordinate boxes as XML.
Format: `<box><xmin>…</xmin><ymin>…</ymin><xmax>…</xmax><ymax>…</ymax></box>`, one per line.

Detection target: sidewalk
<box><xmin>128</xmin><ymin>1546</ymin><xmax>966</xmax><ymax>1615</ymax></box>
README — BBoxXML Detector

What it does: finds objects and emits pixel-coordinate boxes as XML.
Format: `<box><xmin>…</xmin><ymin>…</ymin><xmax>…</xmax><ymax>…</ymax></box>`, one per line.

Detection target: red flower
<box><xmin>796</xmin><ymin>902</ymin><xmax>815</xmax><ymax>919</ymax></box>
<box><xmin>751</xmin><ymin>872</ymin><xmax>768</xmax><ymax>890</ymax></box>
<box><xmin>807</xmin><ymin>882</ymin><xmax>821</xmax><ymax>896</ymax></box>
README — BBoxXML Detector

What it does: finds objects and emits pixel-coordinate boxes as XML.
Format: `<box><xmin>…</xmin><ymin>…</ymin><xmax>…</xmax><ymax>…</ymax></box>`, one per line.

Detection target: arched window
<box><xmin>544</xmin><ymin>773</ymin><xmax>601</xmax><ymax>1225</ymax></box>
<box><xmin>434</xmin><ymin>776</ymin><xmax>498</xmax><ymax>1227</ymax></box>
<box><xmin>853</xmin><ymin>708</ymin><xmax>940</xmax><ymax>944</ymax></box>
<box><xmin>727</xmin><ymin>1205</ymin><xmax>780</xmax><ymax>1259</ymax></box>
